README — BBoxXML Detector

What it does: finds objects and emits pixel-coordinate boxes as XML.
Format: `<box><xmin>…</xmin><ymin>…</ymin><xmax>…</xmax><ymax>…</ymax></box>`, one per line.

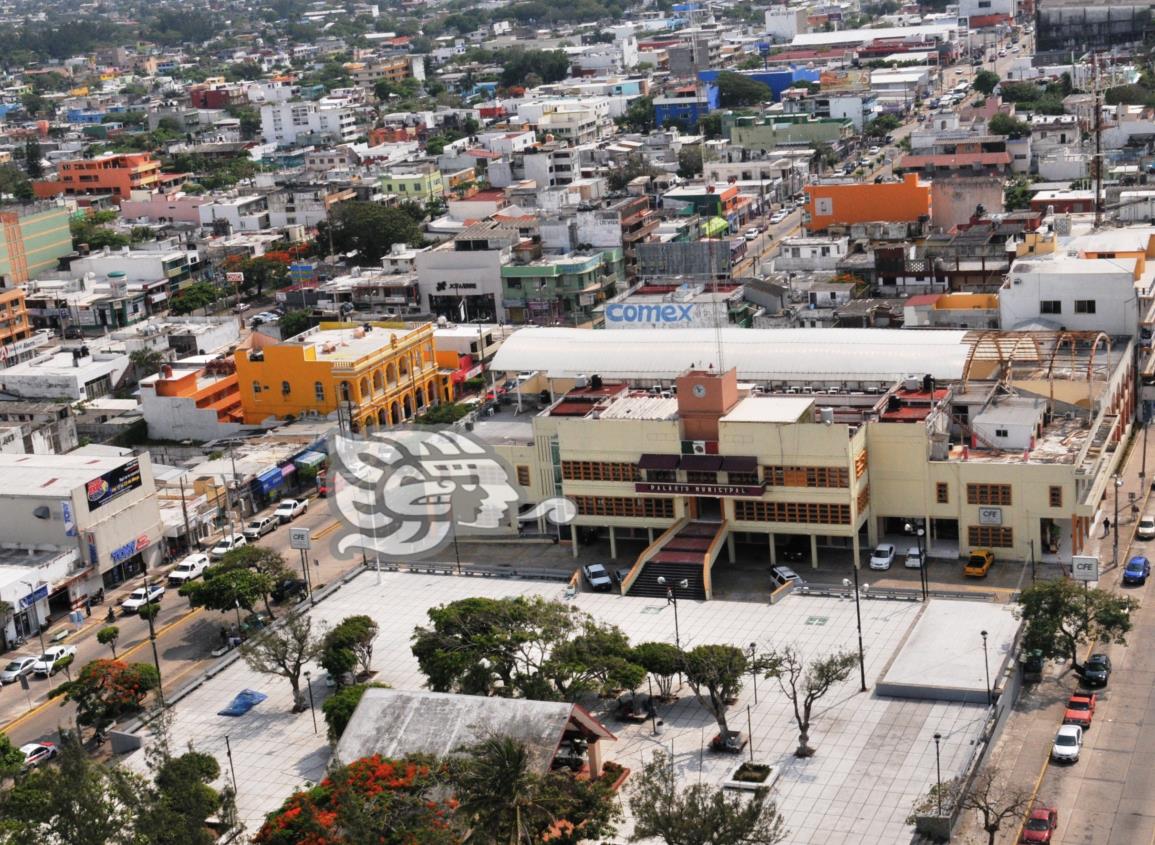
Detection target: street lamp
<box><xmin>981</xmin><ymin>629</ymin><xmax>991</xmax><ymax>707</ymax></box>
<box><xmin>656</xmin><ymin>576</ymin><xmax>689</xmax><ymax>652</ymax></box>
<box><xmin>303</xmin><ymin>670</ymin><xmax>318</xmax><ymax>734</ymax></box>
<box><xmin>1114</xmin><ymin>473</ymin><xmax>1123</xmax><ymax>567</ymax></box>
<box><xmin>933</xmin><ymin>733</ymin><xmax>943</xmax><ymax>816</ymax></box>
<box><xmin>841</xmin><ymin>572</ymin><xmax>869</xmax><ymax>692</ymax></box>
<box><xmin>143</xmin><ymin>581</ymin><xmax>165</xmax><ymax>708</ymax></box>
<box><xmin>748</xmin><ymin>642</ymin><xmax>759</xmax><ymax>704</ymax></box>
<box><xmin>1141</xmin><ymin>417</ymin><xmax>1149</xmax><ymax>490</ymax></box>
<box><xmin>904</xmin><ymin>520</ymin><xmax>929</xmax><ymax>601</ymax></box>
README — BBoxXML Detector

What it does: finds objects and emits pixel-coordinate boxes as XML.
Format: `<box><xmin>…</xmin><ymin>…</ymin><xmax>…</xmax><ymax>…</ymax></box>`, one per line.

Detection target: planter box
<box><xmin>710</xmin><ymin>731</ymin><xmax>748</xmax><ymax>754</ymax></box>
<box><xmin>724</xmin><ymin>763</ymin><xmax>779</xmax><ymax>792</ymax></box>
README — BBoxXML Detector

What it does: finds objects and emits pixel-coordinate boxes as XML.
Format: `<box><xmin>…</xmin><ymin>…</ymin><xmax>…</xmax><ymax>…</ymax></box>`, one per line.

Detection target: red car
<box><xmin>1063</xmin><ymin>693</ymin><xmax>1097</xmax><ymax>729</ymax></box>
<box><xmin>1021</xmin><ymin>805</ymin><xmax>1058</xmax><ymax>843</ymax></box>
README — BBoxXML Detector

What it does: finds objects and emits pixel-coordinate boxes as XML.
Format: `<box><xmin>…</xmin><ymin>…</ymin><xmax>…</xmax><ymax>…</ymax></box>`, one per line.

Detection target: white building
<box><xmin>765</xmin><ymin>6</ymin><xmax>809</xmax><ymax>40</ymax></box>
<box><xmin>999</xmin><ymin>257</ymin><xmax>1145</xmax><ymax>336</ymax></box>
<box><xmin>197</xmin><ymin>194</ymin><xmax>270</xmax><ymax>232</ymax></box>
<box><xmin>0</xmin><ymin>347</ymin><xmax>130</xmax><ymax>401</ymax></box>
<box><xmin>602</xmin><ymin>284</ymin><xmax>743</xmax><ymax>330</ymax></box>
<box><xmin>958</xmin><ymin>0</ymin><xmax>1016</xmax><ymax>23</ymax></box>
<box><xmin>775</xmin><ymin>236</ymin><xmax>850</xmax><ymax>271</ymax></box>
<box><xmin>414</xmin><ymin>222</ymin><xmax>518</xmax><ymax>321</ymax></box>
<box><xmin>260</xmin><ymin>101</ymin><xmax>360</xmax><ymax>146</ymax></box>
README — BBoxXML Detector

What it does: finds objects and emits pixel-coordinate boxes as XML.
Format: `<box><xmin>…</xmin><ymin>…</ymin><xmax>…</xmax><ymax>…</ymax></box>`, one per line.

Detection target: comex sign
<box><xmin>605</xmin><ymin>303</ymin><xmax>696</xmax><ymax>326</ymax></box>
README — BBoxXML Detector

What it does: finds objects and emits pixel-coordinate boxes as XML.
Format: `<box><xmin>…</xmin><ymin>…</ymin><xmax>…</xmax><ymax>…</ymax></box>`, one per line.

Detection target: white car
<box><xmin>243</xmin><ymin>515</ymin><xmax>278</xmax><ymax>540</ymax></box>
<box><xmin>869</xmin><ymin>543</ymin><xmax>896</xmax><ymax>570</ymax></box>
<box><xmin>582</xmin><ymin>564</ymin><xmax>613</xmax><ymax>591</ymax></box>
<box><xmin>1052</xmin><ymin>724</ymin><xmax>1082</xmax><ymax>763</ymax></box>
<box><xmin>274</xmin><ymin>498</ymin><xmax>308</xmax><ymax>523</ymax></box>
<box><xmin>167</xmin><ymin>553</ymin><xmax>210</xmax><ymax>586</ymax></box>
<box><xmin>31</xmin><ymin>645</ymin><xmax>77</xmax><ymax>677</ymax></box>
<box><xmin>210</xmin><ymin>533</ymin><xmax>247</xmax><ymax>560</ymax></box>
<box><xmin>743</xmin><ymin>227</ymin><xmax>760</xmax><ymax>241</ymax></box>
<box><xmin>1138</xmin><ymin>515</ymin><xmax>1155</xmax><ymax>540</ymax></box>
<box><xmin>904</xmin><ymin>546</ymin><xmax>923</xmax><ymax>569</ymax></box>
<box><xmin>770</xmin><ymin>210</ymin><xmax>789</xmax><ymax>224</ymax></box>
<box><xmin>20</xmin><ymin>741</ymin><xmax>57</xmax><ymax>769</ymax></box>
<box><xmin>868</xmin><ymin>145</ymin><xmax>881</xmax><ymax>155</ymax></box>
<box><xmin>121</xmin><ymin>583</ymin><xmax>165</xmax><ymax>613</ymax></box>
<box><xmin>0</xmin><ymin>655</ymin><xmax>38</xmax><ymax>684</ymax></box>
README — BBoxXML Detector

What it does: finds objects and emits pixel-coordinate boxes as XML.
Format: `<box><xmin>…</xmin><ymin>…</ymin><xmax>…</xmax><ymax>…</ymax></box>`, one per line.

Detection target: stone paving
<box><xmin>126</xmin><ymin>571</ymin><xmax>989</xmax><ymax>844</ymax></box>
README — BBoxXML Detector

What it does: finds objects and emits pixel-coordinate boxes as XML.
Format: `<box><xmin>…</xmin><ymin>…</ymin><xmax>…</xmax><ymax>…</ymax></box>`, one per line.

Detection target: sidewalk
<box><xmin>951</xmin><ymin>422</ymin><xmax>1155</xmax><ymax>844</ymax></box>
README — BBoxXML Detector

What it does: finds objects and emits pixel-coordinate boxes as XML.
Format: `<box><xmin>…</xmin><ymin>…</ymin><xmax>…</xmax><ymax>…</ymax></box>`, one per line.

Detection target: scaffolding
<box><xmin>0</xmin><ymin>211</ymin><xmax>29</xmax><ymax>285</ymax></box>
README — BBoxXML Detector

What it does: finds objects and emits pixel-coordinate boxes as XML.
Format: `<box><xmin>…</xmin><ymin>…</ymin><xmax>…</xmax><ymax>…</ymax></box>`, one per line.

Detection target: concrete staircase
<box><xmin>624</xmin><ymin>521</ymin><xmax>727</xmax><ymax>601</ymax></box>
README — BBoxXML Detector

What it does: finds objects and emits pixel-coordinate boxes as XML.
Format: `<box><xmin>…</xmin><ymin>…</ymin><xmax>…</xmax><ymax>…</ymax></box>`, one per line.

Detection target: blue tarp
<box><xmin>218</xmin><ymin>689</ymin><xmax>268</xmax><ymax>717</ymax></box>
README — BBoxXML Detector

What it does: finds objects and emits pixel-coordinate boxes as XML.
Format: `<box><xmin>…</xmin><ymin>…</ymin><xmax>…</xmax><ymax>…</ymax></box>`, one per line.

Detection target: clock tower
<box><xmin>676</xmin><ymin>368</ymin><xmax>740</xmax><ymax>442</ymax></box>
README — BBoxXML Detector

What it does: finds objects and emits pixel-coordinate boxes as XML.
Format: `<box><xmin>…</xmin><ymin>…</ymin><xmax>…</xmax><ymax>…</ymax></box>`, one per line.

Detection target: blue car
<box><xmin>1123</xmin><ymin>555</ymin><xmax>1150</xmax><ymax>585</ymax></box>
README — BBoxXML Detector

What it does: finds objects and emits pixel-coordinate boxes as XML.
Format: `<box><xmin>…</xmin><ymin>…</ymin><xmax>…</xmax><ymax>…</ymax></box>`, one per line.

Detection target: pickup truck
<box><xmin>31</xmin><ymin>645</ymin><xmax>77</xmax><ymax>677</ymax></box>
<box><xmin>167</xmin><ymin>553</ymin><xmax>210</xmax><ymax>587</ymax></box>
<box><xmin>964</xmin><ymin>549</ymin><xmax>995</xmax><ymax>577</ymax></box>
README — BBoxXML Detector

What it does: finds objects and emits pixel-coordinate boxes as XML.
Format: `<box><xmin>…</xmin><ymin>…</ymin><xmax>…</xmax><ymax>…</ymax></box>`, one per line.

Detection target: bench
<box><xmin>49</xmin><ymin>628</ymin><xmax>71</xmax><ymax>644</ymax></box>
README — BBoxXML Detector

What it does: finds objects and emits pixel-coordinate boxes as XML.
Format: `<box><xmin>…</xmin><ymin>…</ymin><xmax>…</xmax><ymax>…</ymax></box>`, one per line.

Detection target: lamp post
<box><xmin>1141</xmin><ymin>418</ymin><xmax>1149</xmax><ymax>491</ymax></box>
<box><xmin>981</xmin><ymin>629</ymin><xmax>991</xmax><ymax>707</ymax></box>
<box><xmin>748</xmin><ymin>642</ymin><xmax>758</xmax><ymax>704</ymax></box>
<box><xmin>1114</xmin><ymin>473</ymin><xmax>1123</xmax><ymax>568</ymax></box>
<box><xmin>841</xmin><ymin>572</ymin><xmax>869</xmax><ymax>692</ymax></box>
<box><xmin>303</xmin><ymin>670</ymin><xmax>318</xmax><ymax>734</ymax></box>
<box><xmin>905</xmin><ymin>519</ymin><xmax>928</xmax><ymax>601</ymax></box>
<box><xmin>143</xmin><ymin>582</ymin><xmax>165</xmax><ymax>708</ymax></box>
<box><xmin>933</xmin><ymin>733</ymin><xmax>943</xmax><ymax>816</ymax></box>
<box><xmin>656</xmin><ymin>576</ymin><xmax>688</xmax><ymax>652</ymax></box>
<box><xmin>19</xmin><ymin>580</ymin><xmax>47</xmax><ymax>657</ymax></box>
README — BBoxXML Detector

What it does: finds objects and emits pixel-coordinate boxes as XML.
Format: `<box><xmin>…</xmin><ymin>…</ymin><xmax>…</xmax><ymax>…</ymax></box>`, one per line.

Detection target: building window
<box><xmin>966</xmin><ymin>484</ymin><xmax>1012</xmax><ymax>505</ymax></box>
<box><xmin>646</xmin><ymin>469</ymin><xmax>676</xmax><ymax>482</ymax></box>
<box><xmin>252</xmin><ymin>381</ymin><xmax>262</xmax><ymax>395</ymax></box>
<box><xmin>1040</xmin><ymin>300</ymin><xmax>1061</xmax><ymax>314</ymax></box>
<box><xmin>1075</xmin><ymin>300</ymin><xmax>1096</xmax><ymax>314</ymax></box>
<box><xmin>733</xmin><ymin>500</ymin><xmax>851</xmax><ymax>525</ymax></box>
<box><xmin>728</xmin><ymin>472</ymin><xmax>759</xmax><ymax>485</ymax></box>
<box><xmin>561</xmin><ymin>461</ymin><xmax>640</xmax><ymax>482</ymax></box>
<box><xmin>968</xmin><ymin>525</ymin><xmax>1013</xmax><ymax>548</ymax></box>
<box><xmin>572</xmin><ymin>495</ymin><xmax>675</xmax><ymax>519</ymax></box>
<box><xmin>281</xmin><ymin>380</ymin><xmax>291</xmax><ymax>395</ymax></box>
<box><xmin>1049</xmin><ymin>486</ymin><xmax>1062</xmax><ymax>508</ymax></box>
<box><xmin>936</xmin><ymin>482</ymin><xmax>949</xmax><ymax>504</ymax></box>
<box><xmin>763</xmin><ymin>465</ymin><xmax>849</xmax><ymax>488</ymax></box>
<box><xmin>686</xmin><ymin>470</ymin><xmax>717</xmax><ymax>484</ymax></box>
<box><xmin>995</xmin><ymin>428</ymin><xmax>1008</xmax><ymax>438</ymax></box>
<box><xmin>315</xmin><ymin>381</ymin><xmax>325</xmax><ymax>401</ymax></box>
<box><xmin>516</xmin><ymin>465</ymin><xmax>531</xmax><ymax>487</ymax></box>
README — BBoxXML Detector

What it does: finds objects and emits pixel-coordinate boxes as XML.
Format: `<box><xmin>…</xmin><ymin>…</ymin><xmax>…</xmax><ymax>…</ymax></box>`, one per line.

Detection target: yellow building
<box><xmin>233</xmin><ymin>322</ymin><xmax>448</xmax><ymax>428</ymax></box>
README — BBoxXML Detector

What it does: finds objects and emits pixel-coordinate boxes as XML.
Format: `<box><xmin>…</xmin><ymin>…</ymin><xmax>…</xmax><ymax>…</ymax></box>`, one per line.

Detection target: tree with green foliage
<box><xmin>698</xmin><ymin>112</ymin><xmax>723</xmax><ymax>139</ymax></box>
<box><xmin>169</xmin><ymin>281</ymin><xmax>220</xmax><ymax>315</ymax></box>
<box><xmin>411</xmin><ymin>595</ymin><xmax>637</xmax><ymax>701</ymax></box>
<box><xmin>137</xmin><ymin>749</ymin><xmax>230</xmax><ymax>845</ymax></box>
<box><xmin>320</xmin><ymin>201</ymin><xmax>423</xmax><ymax>265</ymax></box>
<box><xmin>214</xmin><ymin>545</ymin><xmax>294</xmax><ymax>618</ymax></box>
<box><xmin>23</xmin><ymin>139</ymin><xmax>43</xmax><ymax>178</ymax></box>
<box><xmin>629</xmin><ymin>751</ymin><xmax>787</xmax><ymax>845</ymax></box>
<box><xmin>278</xmin><ymin>309</ymin><xmax>314</xmax><ymax>339</ymax></box>
<box><xmin>240</xmin><ymin>611</ymin><xmax>320</xmax><ymax>712</ymax></box>
<box><xmin>179</xmin><ymin>566</ymin><xmax>274</xmax><ymax>618</ymax></box>
<box><xmin>320</xmin><ymin>614</ymin><xmax>380</xmax><ymax>685</ymax></box>
<box><xmin>618</xmin><ymin>96</ymin><xmax>655</xmax><ymax>133</ymax></box>
<box><xmin>232</xmin><ymin>255</ymin><xmax>289</xmax><ymax>296</ymax></box>
<box><xmin>631</xmin><ymin>641</ymin><xmax>683</xmax><ymax>699</ymax></box>
<box><xmin>450</xmin><ymin>735</ymin><xmax>621</xmax><ymax>844</ymax></box>
<box><xmin>0</xmin><ymin>165</ymin><xmax>33</xmax><ymax>203</ymax></box>
<box><xmin>716</xmin><ymin>71</ymin><xmax>772</xmax><ymax>107</ymax></box>
<box><xmin>682</xmin><ymin>644</ymin><xmax>748</xmax><ymax>744</ymax></box>
<box><xmin>1004</xmin><ymin>176</ymin><xmax>1033</xmax><ymax>211</ymax></box>
<box><xmin>96</xmin><ymin>625</ymin><xmax>120</xmax><ymax>658</ymax></box>
<box><xmin>607</xmin><ymin>153</ymin><xmax>660</xmax><ymax>191</ymax></box>
<box><xmin>0</xmin><ymin>731</ymin><xmax>25</xmax><ymax>780</ymax></box>
<box><xmin>811</xmin><ymin>142</ymin><xmax>840</xmax><ymax>174</ymax></box>
<box><xmin>762</xmin><ymin>647</ymin><xmax>858</xmax><ymax>758</ymax></box>
<box><xmin>678</xmin><ymin>146</ymin><xmax>703</xmax><ymax>179</ymax></box>
<box><xmin>322</xmin><ymin>682</ymin><xmax>391</xmax><ymax>741</ymax></box>
<box><xmin>864</xmin><ymin>113</ymin><xmax>901</xmax><ymax>138</ymax></box>
<box><xmin>498</xmin><ymin>49</ymin><xmax>571</xmax><ymax>88</ymax></box>
<box><xmin>988</xmin><ymin>113</ymin><xmax>1031</xmax><ymax>138</ymax></box>
<box><xmin>973</xmin><ymin>69</ymin><xmax>1001</xmax><ymax>96</ymax></box>
<box><xmin>50</xmin><ymin>659</ymin><xmax>160</xmax><ymax>742</ymax></box>
<box><xmin>129</xmin><ymin>349</ymin><xmax>168</xmax><ymax>382</ymax></box>
<box><xmin>1016</xmin><ymin>578</ymin><xmax>1139</xmax><ymax>671</ymax></box>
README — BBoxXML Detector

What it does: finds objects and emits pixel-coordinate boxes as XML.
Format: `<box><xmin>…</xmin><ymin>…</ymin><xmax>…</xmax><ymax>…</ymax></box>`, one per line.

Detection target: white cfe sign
<box><xmin>1071</xmin><ymin>555</ymin><xmax>1099</xmax><ymax>582</ymax></box>
<box><xmin>289</xmin><ymin>527</ymin><xmax>312</xmax><ymax>550</ymax></box>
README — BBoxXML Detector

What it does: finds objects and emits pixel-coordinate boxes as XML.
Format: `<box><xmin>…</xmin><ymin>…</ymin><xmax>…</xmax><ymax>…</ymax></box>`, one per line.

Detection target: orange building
<box><xmin>33</xmin><ymin>153</ymin><xmax>183</xmax><ymax>204</ymax></box>
<box><xmin>0</xmin><ymin>287</ymin><xmax>33</xmax><ymax>360</ymax></box>
<box><xmin>803</xmin><ymin>173</ymin><xmax>931</xmax><ymax>234</ymax></box>
<box><xmin>139</xmin><ymin>359</ymin><xmax>244</xmax><ymax>441</ymax></box>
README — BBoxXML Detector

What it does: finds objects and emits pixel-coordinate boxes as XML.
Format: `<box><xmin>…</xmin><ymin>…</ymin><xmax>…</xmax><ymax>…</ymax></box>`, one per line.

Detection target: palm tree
<box><xmin>452</xmin><ymin>736</ymin><xmax>554</xmax><ymax>845</ymax></box>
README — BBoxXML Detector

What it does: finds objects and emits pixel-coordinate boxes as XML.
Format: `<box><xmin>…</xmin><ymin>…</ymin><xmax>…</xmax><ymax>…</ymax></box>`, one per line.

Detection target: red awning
<box><xmin>720</xmin><ymin>456</ymin><xmax>757</xmax><ymax>473</ymax></box>
<box><xmin>679</xmin><ymin>454</ymin><xmax>724</xmax><ymax>471</ymax></box>
<box><xmin>639</xmin><ymin>453</ymin><xmax>680</xmax><ymax>470</ymax></box>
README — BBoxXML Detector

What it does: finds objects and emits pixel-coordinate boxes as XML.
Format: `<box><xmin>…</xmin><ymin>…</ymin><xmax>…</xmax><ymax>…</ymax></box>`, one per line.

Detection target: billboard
<box><xmin>85</xmin><ymin>458</ymin><xmax>143</xmax><ymax>511</ymax></box>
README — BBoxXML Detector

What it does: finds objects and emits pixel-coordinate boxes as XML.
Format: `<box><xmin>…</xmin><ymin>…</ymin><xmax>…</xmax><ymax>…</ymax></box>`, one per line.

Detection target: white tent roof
<box><xmin>489</xmin><ymin>327</ymin><xmax>972</xmax><ymax>382</ymax></box>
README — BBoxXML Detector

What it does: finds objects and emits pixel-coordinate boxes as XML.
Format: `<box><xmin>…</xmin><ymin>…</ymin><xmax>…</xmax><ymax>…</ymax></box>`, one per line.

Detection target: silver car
<box><xmin>0</xmin><ymin>655</ymin><xmax>37</xmax><ymax>684</ymax></box>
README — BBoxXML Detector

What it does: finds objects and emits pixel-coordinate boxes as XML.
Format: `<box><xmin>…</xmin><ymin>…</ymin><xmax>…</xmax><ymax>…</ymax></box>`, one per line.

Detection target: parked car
<box><xmin>210</xmin><ymin>533</ymin><xmax>247</xmax><ymax>560</ymax></box>
<box><xmin>582</xmin><ymin>564</ymin><xmax>613</xmax><ymax>591</ymax></box>
<box><xmin>1123</xmin><ymin>555</ymin><xmax>1151</xmax><ymax>585</ymax></box>
<box><xmin>271</xmin><ymin>578</ymin><xmax>308</xmax><ymax>604</ymax></box>
<box><xmin>612</xmin><ymin>568</ymin><xmax>632</xmax><ymax>586</ymax></box>
<box><xmin>273</xmin><ymin>498</ymin><xmax>308</xmax><ymax>523</ymax></box>
<box><xmin>1063</xmin><ymin>693</ymin><xmax>1096</xmax><ymax>729</ymax></box>
<box><xmin>121</xmin><ymin>583</ymin><xmax>165</xmax><ymax>613</ymax></box>
<box><xmin>20</xmin><ymin>741</ymin><xmax>57</xmax><ymax>769</ymax></box>
<box><xmin>1051</xmin><ymin>724</ymin><xmax>1083</xmax><ymax>763</ymax></box>
<box><xmin>868</xmin><ymin>145</ymin><xmax>881</xmax><ymax>155</ymax></box>
<box><xmin>1021</xmin><ymin>805</ymin><xmax>1058</xmax><ymax>843</ymax></box>
<box><xmin>869</xmin><ymin>543</ymin><xmax>896</xmax><ymax>570</ymax></box>
<box><xmin>743</xmin><ymin>227</ymin><xmax>760</xmax><ymax>241</ymax></box>
<box><xmin>0</xmin><ymin>655</ymin><xmax>38</xmax><ymax>684</ymax></box>
<box><xmin>1081</xmin><ymin>653</ymin><xmax>1111</xmax><ymax>687</ymax></box>
<box><xmin>904</xmin><ymin>546</ymin><xmax>923</xmax><ymax>569</ymax></box>
<box><xmin>243</xmin><ymin>515</ymin><xmax>278</xmax><ymax>540</ymax></box>
<box><xmin>777</xmin><ymin>539</ymin><xmax>808</xmax><ymax>563</ymax></box>
<box><xmin>769</xmin><ymin>210</ymin><xmax>789</xmax><ymax>224</ymax></box>
<box><xmin>771</xmin><ymin>565</ymin><xmax>801</xmax><ymax>585</ymax></box>
<box><xmin>31</xmin><ymin>645</ymin><xmax>77</xmax><ymax>677</ymax></box>
<box><xmin>965</xmin><ymin>549</ymin><xmax>995</xmax><ymax>577</ymax></box>
<box><xmin>167</xmin><ymin>553</ymin><xmax>210</xmax><ymax>587</ymax></box>
<box><xmin>1138</xmin><ymin>515</ymin><xmax>1155</xmax><ymax>540</ymax></box>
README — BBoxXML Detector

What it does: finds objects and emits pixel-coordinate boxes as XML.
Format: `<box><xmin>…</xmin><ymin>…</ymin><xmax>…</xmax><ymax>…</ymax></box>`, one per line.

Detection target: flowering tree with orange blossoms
<box><xmin>50</xmin><ymin>659</ymin><xmax>160</xmax><ymax>742</ymax></box>
<box><xmin>254</xmin><ymin>754</ymin><xmax>458</xmax><ymax>845</ymax></box>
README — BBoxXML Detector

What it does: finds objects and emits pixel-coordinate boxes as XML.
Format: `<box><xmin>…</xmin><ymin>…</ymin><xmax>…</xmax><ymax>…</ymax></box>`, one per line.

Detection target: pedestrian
<box><xmin>84</xmin><ymin>596</ymin><xmax>91</xmax><ymax>618</ymax></box>
<box><xmin>1103</xmin><ymin>517</ymin><xmax>1111</xmax><ymax>537</ymax></box>
<box><xmin>219</xmin><ymin>626</ymin><xmax>229</xmax><ymax>648</ymax></box>
<box><xmin>666</xmin><ymin>587</ymin><xmax>674</xmax><ymax>605</ymax></box>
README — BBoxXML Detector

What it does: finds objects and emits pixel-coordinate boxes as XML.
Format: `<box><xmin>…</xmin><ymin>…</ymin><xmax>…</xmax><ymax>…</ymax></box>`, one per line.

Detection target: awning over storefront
<box><xmin>293</xmin><ymin>451</ymin><xmax>327</xmax><ymax>470</ymax></box>
<box><xmin>678</xmin><ymin>454</ymin><xmax>724</xmax><ymax>471</ymax></box>
<box><xmin>281</xmin><ymin>463</ymin><xmax>296</xmax><ymax>478</ymax></box>
<box><xmin>256</xmin><ymin>467</ymin><xmax>286</xmax><ymax>494</ymax></box>
<box><xmin>719</xmin><ymin>456</ymin><xmax>758</xmax><ymax>473</ymax></box>
<box><xmin>703</xmin><ymin>216</ymin><xmax>729</xmax><ymax>237</ymax></box>
<box><xmin>639</xmin><ymin>453</ymin><xmax>680</xmax><ymax>470</ymax></box>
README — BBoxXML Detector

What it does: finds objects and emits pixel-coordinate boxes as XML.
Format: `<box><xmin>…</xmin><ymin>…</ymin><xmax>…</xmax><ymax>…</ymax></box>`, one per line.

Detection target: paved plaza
<box><xmin>126</xmin><ymin>571</ymin><xmax>990</xmax><ymax>844</ymax></box>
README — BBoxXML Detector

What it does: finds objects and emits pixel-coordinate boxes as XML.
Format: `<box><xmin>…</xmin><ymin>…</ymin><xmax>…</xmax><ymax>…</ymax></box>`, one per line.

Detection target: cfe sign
<box><xmin>1071</xmin><ymin>555</ymin><xmax>1099</xmax><ymax>582</ymax></box>
<box><xmin>289</xmin><ymin>527</ymin><xmax>312</xmax><ymax>551</ymax></box>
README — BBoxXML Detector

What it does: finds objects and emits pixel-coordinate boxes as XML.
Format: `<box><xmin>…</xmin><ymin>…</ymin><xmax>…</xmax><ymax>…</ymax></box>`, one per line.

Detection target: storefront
<box><xmin>98</xmin><ymin>531</ymin><xmax>153</xmax><ymax>588</ymax></box>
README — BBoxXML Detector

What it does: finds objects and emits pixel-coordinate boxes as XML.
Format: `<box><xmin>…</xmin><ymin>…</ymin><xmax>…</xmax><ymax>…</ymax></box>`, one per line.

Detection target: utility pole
<box><xmin>1093</xmin><ymin>53</ymin><xmax>1103</xmax><ymax>229</ymax></box>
